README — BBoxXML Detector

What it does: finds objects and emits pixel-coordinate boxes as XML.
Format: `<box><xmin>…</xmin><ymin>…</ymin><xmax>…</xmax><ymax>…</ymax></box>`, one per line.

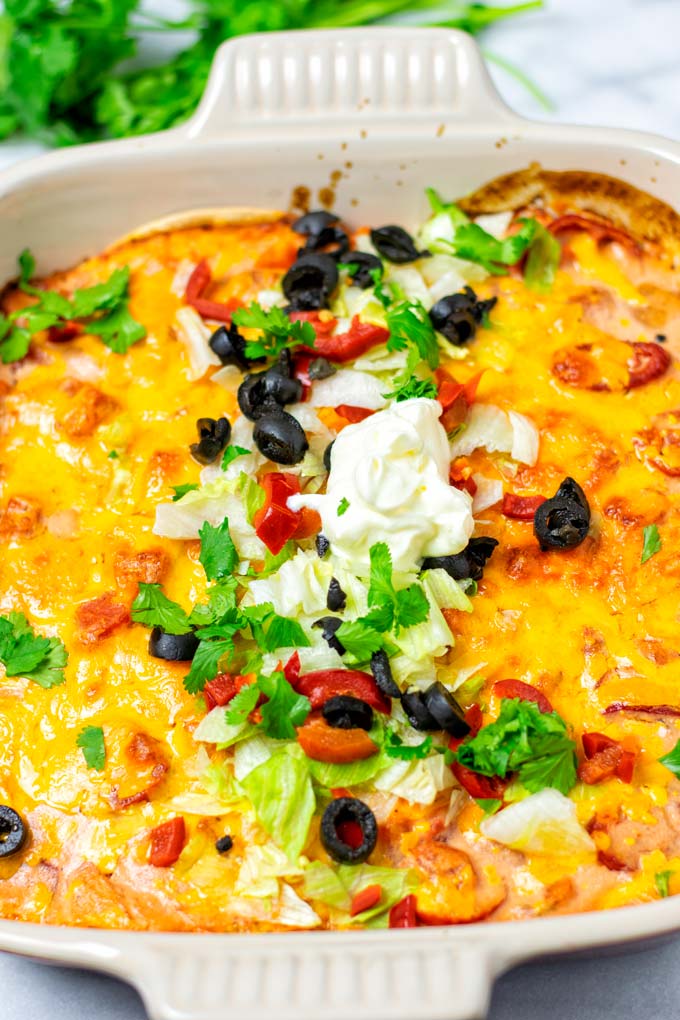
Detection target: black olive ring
<box><xmin>320</xmin><ymin>797</ymin><xmax>378</xmax><ymax>864</ymax></box>
<box><xmin>0</xmin><ymin>805</ymin><xmax>28</xmax><ymax>858</ymax></box>
<box><xmin>149</xmin><ymin>627</ymin><xmax>199</xmax><ymax>662</ymax></box>
<box><xmin>322</xmin><ymin>695</ymin><xmax>373</xmax><ymax>731</ymax></box>
<box><xmin>534</xmin><ymin>477</ymin><xmax>591</xmax><ymax>551</ymax></box>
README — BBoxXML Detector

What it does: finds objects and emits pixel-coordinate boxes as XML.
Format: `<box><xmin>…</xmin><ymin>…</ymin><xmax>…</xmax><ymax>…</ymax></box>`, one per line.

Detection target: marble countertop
<box><xmin>2</xmin><ymin>1</ymin><xmax>679</xmax><ymax>1018</ymax></box>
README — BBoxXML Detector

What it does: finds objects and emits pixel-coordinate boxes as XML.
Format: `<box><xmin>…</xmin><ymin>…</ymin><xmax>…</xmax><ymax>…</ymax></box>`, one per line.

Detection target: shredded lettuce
<box><xmin>241</xmin><ymin>745</ymin><xmax>315</xmax><ymax>862</ymax></box>
<box><xmin>236</xmin><ymin>844</ymin><xmax>303</xmax><ymax>898</ymax></box>
<box><xmin>303</xmin><ymin>861</ymin><xmax>419</xmax><ymax>926</ymax></box>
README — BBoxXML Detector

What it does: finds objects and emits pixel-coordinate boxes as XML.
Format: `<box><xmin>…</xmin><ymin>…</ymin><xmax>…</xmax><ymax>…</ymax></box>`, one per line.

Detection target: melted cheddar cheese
<box><xmin>1</xmin><ymin>201</ymin><xmax>680</xmax><ymax>931</ymax></box>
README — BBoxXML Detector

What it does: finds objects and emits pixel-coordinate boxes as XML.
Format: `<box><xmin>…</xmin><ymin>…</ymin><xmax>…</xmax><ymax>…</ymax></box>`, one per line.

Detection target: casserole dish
<box><xmin>1</xmin><ymin>25</ymin><xmax>680</xmax><ymax>1019</ymax></box>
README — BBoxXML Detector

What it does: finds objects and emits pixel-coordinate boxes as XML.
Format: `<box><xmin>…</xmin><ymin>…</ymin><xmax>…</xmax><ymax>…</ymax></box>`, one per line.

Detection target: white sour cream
<box><xmin>287</xmin><ymin>398</ymin><xmax>474</xmax><ymax>573</ymax></box>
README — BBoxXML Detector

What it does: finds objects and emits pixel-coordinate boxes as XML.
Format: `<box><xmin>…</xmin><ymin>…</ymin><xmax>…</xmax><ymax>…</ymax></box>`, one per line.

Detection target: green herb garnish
<box><xmin>170</xmin><ymin>483</ymin><xmax>199</xmax><ymax>501</ymax></box>
<box><xmin>659</xmin><ymin>739</ymin><xmax>680</xmax><ymax>778</ymax></box>
<box><xmin>641</xmin><ymin>524</ymin><xmax>662</xmax><ymax>564</ymax></box>
<box><xmin>0</xmin><ymin>612</ymin><xmax>68</xmax><ymax>688</ymax></box>
<box><xmin>130</xmin><ymin>583</ymin><xmax>192</xmax><ymax>635</ymax></box>
<box><xmin>221</xmin><ymin>444</ymin><xmax>250</xmax><ymax>470</ymax></box>
<box><xmin>655</xmin><ymin>870</ymin><xmax>674</xmax><ymax>898</ymax></box>
<box><xmin>385</xmin><ymin>729</ymin><xmax>434</xmax><ymax>761</ymax></box>
<box><xmin>337</xmin><ymin>497</ymin><xmax>350</xmax><ymax>517</ymax></box>
<box><xmin>76</xmin><ymin>725</ymin><xmax>106</xmax><ymax>771</ymax></box>
<box><xmin>232</xmin><ymin>302</ymin><xmax>315</xmax><ymax>360</ymax></box>
<box><xmin>365</xmin><ymin>542</ymin><xmax>429</xmax><ymax>634</ymax></box>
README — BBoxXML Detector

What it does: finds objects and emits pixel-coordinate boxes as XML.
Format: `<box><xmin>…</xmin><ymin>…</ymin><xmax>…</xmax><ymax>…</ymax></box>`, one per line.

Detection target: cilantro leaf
<box><xmin>241</xmin><ymin>604</ymin><xmax>310</xmax><ymax>653</ymax></box>
<box><xmin>641</xmin><ymin>524</ymin><xmax>662</xmax><ymax>564</ymax></box>
<box><xmin>221</xmin><ymin>444</ymin><xmax>250</xmax><ymax>470</ymax></box>
<box><xmin>456</xmin><ymin>698</ymin><xmax>578</xmax><ymax>795</ymax></box>
<box><xmin>383</xmin><ymin>375</ymin><xmax>437</xmax><ymax>402</ymax></box>
<box><xmin>0</xmin><ymin>612</ymin><xmax>67</xmax><ymax>688</ymax></box>
<box><xmin>171</xmin><ymin>482</ymin><xmax>198</xmax><ymax>502</ymax></box>
<box><xmin>18</xmin><ymin>248</ymin><xmax>39</xmax><ymax>295</ymax></box>
<box><xmin>335</xmin><ymin>619</ymin><xmax>384</xmax><ymax>661</ymax></box>
<box><xmin>448</xmin><ymin>218</ymin><xmax>537</xmax><ymax>275</ymax></box>
<box><xmin>199</xmin><ymin>518</ymin><xmax>238</xmax><ymax>582</ymax></box>
<box><xmin>257</xmin><ymin>671</ymin><xmax>311</xmax><ymax>739</ymax></box>
<box><xmin>76</xmin><ymin>725</ymin><xmax>106</xmax><ymax>771</ymax></box>
<box><xmin>659</xmin><ymin>739</ymin><xmax>680</xmax><ymax>778</ymax></box>
<box><xmin>131</xmin><ymin>583</ymin><xmax>192</xmax><ymax>635</ymax></box>
<box><xmin>386</xmin><ymin>300</ymin><xmax>439</xmax><ymax>370</ymax></box>
<box><xmin>523</xmin><ymin>221</ymin><xmax>561</xmax><ymax>292</ymax></box>
<box><xmin>184</xmin><ymin>637</ymin><xmax>234</xmax><ymax>696</ymax></box>
<box><xmin>232</xmin><ymin>302</ymin><xmax>316</xmax><ymax>360</ymax></box>
<box><xmin>367</xmin><ymin>541</ymin><xmax>429</xmax><ymax>634</ymax></box>
<box><xmin>337</xmin><ymin>497</ymin><xmax>350</xmax><ymax>517</ymax></box>
<box><xmin>385</xmin><ymin>728</ymin><xmax>433</xmax><ymax>760</ymax></box>
<box><xmin>188</xmin><ymin>579</ymin><xmax>238</xmax><ymax>627</ymax></box>
<box><xmin>87</xmin><ymin>302</ymin><xmax>145</xmax><ymax>354</ymax></box>
<box><xmin>226</xmin><ymin>683</ymin><xmax>260</xmax><ymax>726</ymax></box>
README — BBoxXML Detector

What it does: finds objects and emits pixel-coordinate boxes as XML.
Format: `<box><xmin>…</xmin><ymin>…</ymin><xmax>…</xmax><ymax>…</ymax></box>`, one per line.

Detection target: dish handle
<box><xmin>123</xmin><ymin>933</ymin><xmax>511</xmax><ymax>1020</ymax></box>
<box><xmin>183</xmin><ymin>27</ymin><xmax>518</xmax><ymax>140</ymax></box>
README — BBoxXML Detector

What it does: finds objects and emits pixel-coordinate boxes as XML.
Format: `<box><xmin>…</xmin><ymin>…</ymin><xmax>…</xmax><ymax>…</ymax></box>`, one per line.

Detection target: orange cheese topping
<box><xmin>1</xmin><ymin>213</ymin><xmax>680</xmax><ymax>929</ymax></box>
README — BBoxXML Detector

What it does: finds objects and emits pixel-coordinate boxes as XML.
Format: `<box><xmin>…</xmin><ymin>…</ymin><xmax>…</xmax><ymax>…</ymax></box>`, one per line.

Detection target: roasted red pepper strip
<box><xmin>289</xmin><ymin>310</ymin><xmax>338</xmax><ymax>337</ymax></box>
<box><xmin>335</xmin><ymin>405</ymin><xmax>376</xmax><ymax>424</ymax></box>
<box><xmin>294</xmin><ymin>668</ymin><xmax>392</xmax><ymax>714</ymax></box>
<box><xmin>311</xmin><ymin>316</ymin><xmax>389</xmax><ymax>363</ymax></box>
<box><xmin>184</xmin><ymin>259</ymin><xmax>237</xmax><ymax>322</ymax></box>
<box><xmin>291</xmin><ymin>506</ymin><xmax>322</xmax><ymax>540</ymax></box>
<box><xmin>148</xmin><ymin>817</ymin><xmax>186</xmax><ymax>867</ymax></box>
<box><xmin>501</xmin><ymin>493</ymin><xmax>547</xmax><ymax>520</ymax></box>
<box><xmin>389</xmin><ymin>894</ymin><xmax>418</xmax><ymax>928</ymax></box>
<box><xmin>297</xmin><ymin>714</ymin><xmax>378</xmax><ymax>763</ymax></box>
<box><xmin>493</xmin><ymin>679</ymin><xmax>553</xmax><ymax>714</ymax></box>
<box><xmin>451</xmin><ymin>761</ymin><xmax>508</xmax><ymax>801</ymax></box>
<box><xmin>350</xmin><ymin>884</ymin><xmax>382</xmax><ymax>917</ymax></box>
<box><xmin>253</xmin><ymin>472</ymin><xmax>301</xmax><ymax>555</ymax></box>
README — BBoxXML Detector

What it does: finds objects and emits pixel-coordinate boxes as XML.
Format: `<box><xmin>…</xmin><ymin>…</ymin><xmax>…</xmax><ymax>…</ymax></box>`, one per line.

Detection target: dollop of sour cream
<box><xmin>288</xmin><ymin>398</ymin><xmax>474</xmax><ymax>572</ymax></box>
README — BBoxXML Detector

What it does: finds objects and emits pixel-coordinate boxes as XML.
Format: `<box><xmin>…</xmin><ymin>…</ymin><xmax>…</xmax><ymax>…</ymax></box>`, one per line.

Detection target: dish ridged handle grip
<box><xmin>128</xmin><ymin>937</ymin><xmax>503</xmax><ymax>1020</ymax></box>
<box><xmin>184</xmin><ymin>27</ymin><xmax>516</xmax><ymax>138</ymax></box>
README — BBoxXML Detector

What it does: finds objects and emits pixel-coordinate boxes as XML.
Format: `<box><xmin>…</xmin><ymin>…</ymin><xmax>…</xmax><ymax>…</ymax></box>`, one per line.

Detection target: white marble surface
<box><xmin>2</xmin><ymin>1</ymin><xmax>680</xmax><ymax>1018</ymax></box>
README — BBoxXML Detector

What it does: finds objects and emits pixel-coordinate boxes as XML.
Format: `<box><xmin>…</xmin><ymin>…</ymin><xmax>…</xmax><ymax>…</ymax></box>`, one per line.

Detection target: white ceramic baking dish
<box><xmin>2</xmin><ymin>26</ymin><xmax>680</xmax><ymax>1020</ymax></box>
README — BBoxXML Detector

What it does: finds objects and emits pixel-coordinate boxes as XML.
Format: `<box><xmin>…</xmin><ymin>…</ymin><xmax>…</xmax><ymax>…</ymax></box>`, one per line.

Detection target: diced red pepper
<box><xmin>335</xmin><ymin>405</ymin><xmax>376</xmax><ymax>424</ymax></box>
<box><xmin>389</xmin><ymin>894</ymin><xmax>418</xmax><ymax>928</ymax></box>
<box><xmin>253</xmin><ymin>472</ymin><xmax>302</xmax><ymax>555</ymax></box>
<box><xmin>451</xmin><ymin>761</ymin><xmax>508</xmax><ymax>801</ymax></box>
<box><xmin>297</xmin><ymin>714</ymin><xmax>378</xmax><ymax>763</ymax></box>
<box><xmin>350</xmin><ymin>884</ymin><xmax>382</xmax><ymax>917</ymax></box>
<box><xmin>291</xmin><ymin>506</ymin><xmax>322</xmax><ymax>540</ymax></box>
<box><xmin>501</xmin><ymin>493</ymin><xmax>547</xmax><ymax>520</ymax></box>
<box><xmin>617</xmin><ymin>750</ymin><xmax>636</xmax><ymax>783</ymax></box>
<box><xmin>437</xmin><ymin>379</ymin><xmax>466</xmax><ymax>411</ymax></box>
<box><xmin>184</xmin><ymin>259</ymin><xmax>237</xmax><ymax>322</ymax></box>
<box><xmin>582</xmin><ymin>732</ymin><xmax>618</xmax><ymax>758</ymax></box>
<box><xmin>204</xmin><ymin>673</ymin><xmax>239</xmax><ymax>710</ymax></box>
<box><xmin>48</xmin><ymin>320</ymin><xmax>83</xmax><ymax>343</ymax></box>
<box><xmin>283</xmin><ymin>651</ymin><xmax>301</xmax><ymax>684</ymax></box>
<box><xmin>580</xmin><ymin>731</ymin><xmax>636</xmax><ymax>783</ymax></box>
<box><xmin>293</xmin><ymin>668</ymin><xmax>392</xmax><ymax>714</ymax></box>
<box><xmin>148</xmin><ymin>817</ymin><xmax>186</xmax><ymax>867</ymax></box>
<box><xmin>311</xmin><ymin>316</ymin><xmax>389</xmax><ymax>363</ymax></box>
<box><xmin>493</xmin><ymin>679</ymin><xmax>553</xmax><ymax>714</ymax></box>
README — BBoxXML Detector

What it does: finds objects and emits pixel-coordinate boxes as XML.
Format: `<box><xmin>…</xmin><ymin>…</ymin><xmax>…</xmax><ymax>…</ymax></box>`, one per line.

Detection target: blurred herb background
<box><xmin>0</xmin><ymin>1</ymin><xmax>543</xmax><ymax>146</ymax></box>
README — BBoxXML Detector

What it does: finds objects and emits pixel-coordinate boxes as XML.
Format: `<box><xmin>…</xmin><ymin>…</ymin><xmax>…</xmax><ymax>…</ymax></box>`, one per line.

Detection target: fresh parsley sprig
<box><xmin>364</xmin><ymin>542</ymin><xmax>430</xmax><ymax>635</ymax></box>
<box><xmin>385</xmin><ymin>299</ymin><xmax>440</xmax><ymax>370</ymax></box>
<box><xmin>227</xmin><ymin>670</ymin><xmax>311</xmax><ymax>739</ymax></box>
<box><xmin>0</xmin><ymin>612</ymin><xmax>68</xmax><ymax>688</ymax></box>
<box><xmin>0</xmin><ymin>253</ymin><xmax>145</xmax><ymax>364</ymax></box>
<box><xmin>232</xmin><ymin>303</ymin><xmax>316</xmax><ymax>360</ymax></box>
<box><xmin>456</xmin><ymin>698</ymin><xmax>577</xmax><ymax>795</ymax></box>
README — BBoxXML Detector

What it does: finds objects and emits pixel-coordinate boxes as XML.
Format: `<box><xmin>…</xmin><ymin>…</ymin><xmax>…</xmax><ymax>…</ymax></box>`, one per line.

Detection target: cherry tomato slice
<box><xmin>451</xmin><ymin>762</ymin><xmax>508</xmax><ymax>801</ymax></box>
<box><xmin>148</xmin><ymin>817</ymin><xmax>186</xmax><ymax>867</ymax></box>
<box><xmin>501</xmin><ymin>493</ymin><xmax>547</xmax><ymax>520</ymax></box>
<box><xmin>350</xmin><ymin>884</ymin><xmax>382</xmax><ymax>917</ymax></box>
<box><xmin>389</xmin><ymin>894</ymin><xmax>418</xmax><ymax>928</ymax></box>
<box><xmin>294</xmin><ymin>668</ymin><xmax>392</xmax><ymax>714</ymax></box>
<box><xmin>297</xmin><ymin>714</ymin><xmax>378</xmax><ymax>763</ymax></box>
<box><xmin>493</xmin><ymin>679</ymin><xmax>553</xmax><ymax>714</ymax></box>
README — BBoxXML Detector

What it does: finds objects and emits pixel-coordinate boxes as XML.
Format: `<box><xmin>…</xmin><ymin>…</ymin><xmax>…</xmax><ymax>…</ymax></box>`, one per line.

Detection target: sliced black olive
<box><xmin>370</xmin><ymin>649</ymin><xmax>400</xmax><ymax>699</ymax></box>
<box><xmin>316</xmin><ymin>534</ymin><xmax>330</xmax><ymax>558</ymax></box>
<box><xmin>422</xmin><ymin>536</ymin><xmax>498</xmax><ymax>582</ymax></box>
<box><xmin>320</xmin><ymin>797</ymin><xmax>378</xmax><ymax>864</ymax></box>
<box><xmin>253</xmin><ymin>409</ymin><xmax>308</xmax><ymax>465</ymax></box>
<box><xmin>401</xmin><ymin>689</ymin><xmax>439</xmax><ymax>731</ymax></box>
<box><xmin>534</xmin><ymin>476</ymin><xmax>591</xmax><ymax>551</ymax></box>
<box><xmin>323</xmin><ymin>440</ymin><xmax>334</xmax><ymax>472</ymax></box>
<box><xmin>308</xmin><ymin>357</ymin><xmax>336</xmax><ymax>381</ymax></box>
<box><xmin>0</xmin><ymin>806</ymin><xmax>27</xmax><ymax>858</ymax></box>
<box><xmin>282</xmin><ymin>253</ymin><xmax>339</xmax><ymax>311</ymax></box>
<box><xmin>209</xmin><ymin>323</ymin><xmax>262</xmax><ymax>370</ymax></box>
<box><xmin>215</xmin><ymin>834</ymin><xmax>234</xmax><ymax>854</ymax></box>
<box><xmin>292</xmin><ymin>210</ymin><xmax>339</xmax><ymax>239</ymax></box>
<box><xmin>370</xmin><ymin>225</ymin><xmax>427</xmax><ymax>264</ymax></box>
<box><xmin>422</xmin><ymin>682</ymin><xmax>470</xmax><ymax>738</ymax></box>
<box><xmin>342</xmin><ymin>251</ymin><xmax>383</xmax><ymax>289</ymax></box>
<box><xmin>326</xmin><ymin>577</ymin><xmax>347</xmax><ymax>612</ymax></box>
<box><xmin>149</xmin><ymin>627</ymin><xmax>199</xmax><ymax>662</ymax></box>
<box><xmin>190</xmin><ymin>416</ymin><xmax>232</xmax><ymax>464</ymax></box>
<box><xmin>429</xmin><ymin>286</ymin><xmax>497</xmax><ymax>345</ymax></box>
<box><xmin>237</xmin><ymin>355</ymin><xmax>302</xmax><ymax>422</ymax></box>
<box><xmin>313</xmin><ymin>615</ymin><xmax>345</xmax><ymax>655</ymax></box>
<box><xmin>323</xmin><ymin>694</ymin><xmax>373</xmax><ymax>731</ymax></box>
<box><xmin>301</xmin><ymin>226</ymin><xmax>350</xmax><ymax>261</ymax></box>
